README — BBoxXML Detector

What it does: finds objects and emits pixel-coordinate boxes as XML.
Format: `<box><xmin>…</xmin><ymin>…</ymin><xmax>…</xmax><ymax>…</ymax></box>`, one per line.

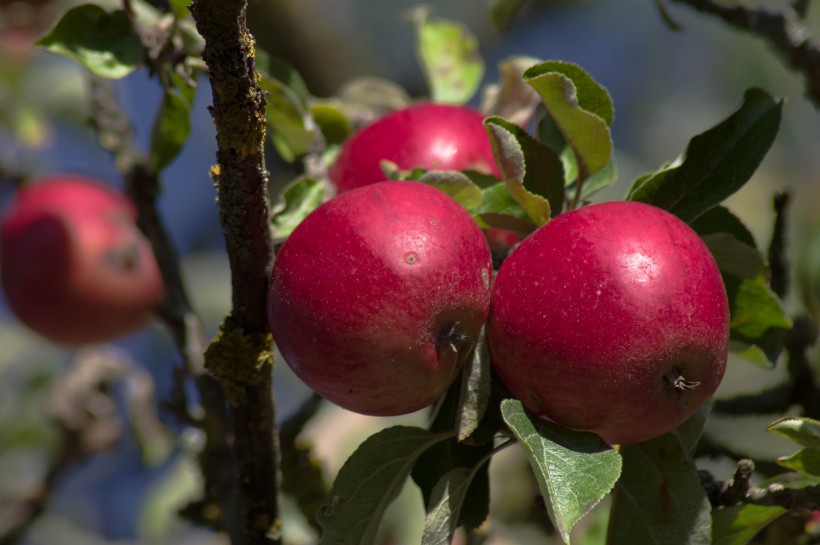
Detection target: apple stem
<box><xmin>665</xmin><ymin>369</ymin><xmax>701</xmax><ymax>392</ymax></box>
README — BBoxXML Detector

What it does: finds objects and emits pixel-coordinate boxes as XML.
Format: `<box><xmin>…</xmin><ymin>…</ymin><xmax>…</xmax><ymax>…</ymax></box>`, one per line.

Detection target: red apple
<box><xmin>329</xmin><ymin>103</ymin><xmax>501</xmax><ymax>193</ymax></box>
<box><xmin>268</xmin><ymin>180</ymin><xmax>493</xmax><ymax>415</ymax></box>
<box><xmin>0</xmin><ymin>175</ymin><xmax>164</xmax><ymax>344</ymax></box>
<box><xmin>487</xmin><ymin>201</ymin><xmax>729</xmax><ymax>444</ymax></box>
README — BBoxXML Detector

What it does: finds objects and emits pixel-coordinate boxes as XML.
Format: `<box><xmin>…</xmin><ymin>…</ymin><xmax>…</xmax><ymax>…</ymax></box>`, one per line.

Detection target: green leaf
<box><xmin>689</xmin><ymin>206</ymin><xmax>757</xmax><ymax>248</ymax></box>
<box><xmin>420</xmin><ymin>452</ymin><xmax>494</xmax><ymax>545</ymax></box>
<box><xmin>500</xmin><ymin>399</ymin><xmax>621</xmax><ymax>544</ymax></box>
<box><xmin>412</xmin><ymin>438</ymin><xmax>492</xmax><ymax>532</ymax></box>
<box><xmin>775</xmin><ymin>448</ymin><xmax>820</xmax><ymax>477</ymax></box>
<box><xmin>523</xmin><ymin>62</ymin><xmax>613</xmax><ymax>181</ymax></box>
<box><xmin>418</xmin><ymin>171</ymin><xmax>484</xmax><ymax>210</ymax></box>
<box><xmin>568</xmin><ymin>159</ymin><xmax>618</xmax><ymax>203</ymax></box>
<box><xmin>726</xmin><ymin>273</ymin><xmax>792</xmax><ymax>339</ymax></box>
<box><xmin>257</xmin><ymin>54</ymin><xmax>318</xmax><ymax>162</ymax></box>
<box><xmin>671</xmin><ymin>403</ymin><xmax>710</xmax><ymax>461</ymax></box>
<box><xmin>149</xmin><ymin>85</ymin><xmax>194</xmax><ymax>171</ymax></box>
<box><xmin>767</xmin><ymin>416</ymin><xmax>820</xmax><ymax>449</ymax></box>
<box><xmin>36</xmin><ymin>4</ymin><xmax>142</xmax><ymax>79</ymax></box>
<box><xmin>256</xmin><ymin>51</ymin><xmax>311</xmax><ymax>106</ymax></box>
<box><xmin>525</xmin><ymin>61</ymin><xmax>614</xmax><ymax>125</ymax></box>
<box><xmin>484</xmin><ymin>117</ymin><xmax>561</xmax><ymax>224</ymax></box>
<box><xmin>480</xmin><ymin>56</ymin><xmax>541</xmax><ymax>127</ymax></box>
<box><xmin>270</xmin><ymin>178</ymin><xmax>325</xmax><ymax>241</ymax></box>
<box><xmin>409</xmin><ymin>7</ymin><xmax>483</xmax><ymax>105</ymax></box>
<box><xmin>691</xmin><ymin>206</ymin><xmax>763</xmax><ymax>279</ymax></box>
<box><xmin>701</xmin><ymin>233</ymin><xmax>764</xmax><ymax>280</ymax></box>
<box><xmin>311</xmin><ymin>102</ymin><xmax>353</xmax><ymax>146</ymax></box>
<box><xmin>169</xmin><ymin>0</ymin><xmax>190</xmax><ymax>20</ymax></box>
<box><xmin>456</xmin><ymin>327</ymin><xmax>492</xmax><ymax>441</ymax></box>
<box><xmin>728</xmin><ymin>341</ymin><xmax>774</xmax><ymax>368</ymax></box>
<box><xmin>420</xmin><ymin>467</ymin><xmax>474</xmax><ymax>545</ymax></box>
<box><xmin>261</xmin><ymin>77</ymin><xmax>319</xmax><ymax>162</ymax></box>
<box><xmin>489</xmin><ymin>0</ymin><xmax>530</xmax><ymax>30</ymax></box>
<box><xmin>712</xmin><ymin>504</ymin><xmax>786</xmax><ymax>545</ymax></box>
<box><xmin>627</xmin><ymin>88</ymin><xmax>783</xmax><ymax>222</ymax></box>
<box><xmin>472</xmin><ymin>182</ymin><xmax>532</xmax><ymax>225</ymax></box>
<box><xmin>317</xmin><ymin>426</ymin><xmax>451</xmax><ymax>545</ymax></box>
<box><xmin>607</xmin><ymin>433</ymin><xmax>712</xmax><ymax>545</ymax></box>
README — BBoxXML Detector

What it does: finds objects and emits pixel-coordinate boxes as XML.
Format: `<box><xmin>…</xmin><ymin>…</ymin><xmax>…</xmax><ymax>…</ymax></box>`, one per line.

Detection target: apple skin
<box><xmin>329</xmin><ymin>103</ymin><xmax>501</xmax><ymax>193</ymax></box>
<box><xmin>487</xmin><ymin>201</ymin><xmax>730</xmax><ymax>444</ymax></box>
<box><xmin>0</xmin><ymin>175</ymin><xmax>164</xmax><ymax>344</ymax></box>
<box><xmin>268</xmin><ymin>180</ymin><xmax>493</xmax><ymax>416</ymax></box>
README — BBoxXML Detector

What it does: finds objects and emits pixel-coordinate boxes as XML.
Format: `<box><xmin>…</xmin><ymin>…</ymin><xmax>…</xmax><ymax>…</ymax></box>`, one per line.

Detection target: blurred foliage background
<box><xmin>0</xmin><ymin>0</ymin><xmax>819</xmax><ymax>543</ymax></box>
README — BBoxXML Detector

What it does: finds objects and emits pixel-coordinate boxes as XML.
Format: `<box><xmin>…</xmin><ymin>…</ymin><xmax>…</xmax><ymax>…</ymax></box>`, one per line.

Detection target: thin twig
<box><xmin>669</xmin><ymin>0</ymin><xmax>820</xmax><ymax>108</ymax></box>
<box><xmin>189</xmin><ymin>1</ymin><xmax>281</xmax><ymax>544</ymax></box>
<box><xmin>86</xmin><ymin>76</ymin><xmax>238</xmax><ymax>533</ymax></box>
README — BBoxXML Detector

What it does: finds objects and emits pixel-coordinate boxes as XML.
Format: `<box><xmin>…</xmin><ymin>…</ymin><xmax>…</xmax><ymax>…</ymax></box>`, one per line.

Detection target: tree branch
<box><xmin>87</xmin><ymin>76</ymin><xmax>237</xmax><ymax>534</ymax></box>
<box><xmin>188</xmin><ymin>2</ymin><xmax>280</xmax><ymax>544</ymax></box>
<box><xmin>704</xmin><ymin>458</ymin><xmax>820</xmax><ymax>510</ymax></box>
<box><xmin>669</xmin><ymin>0</ymin><xmax>820</xmax><ymax>108</ymax></box>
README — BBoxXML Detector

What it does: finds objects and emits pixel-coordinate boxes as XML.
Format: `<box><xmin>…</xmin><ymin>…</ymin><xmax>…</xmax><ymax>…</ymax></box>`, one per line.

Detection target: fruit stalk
<box><xmin>190</xmin><ymin>2</ymin><xmax>281</xmax><ymax>544</ymax></box>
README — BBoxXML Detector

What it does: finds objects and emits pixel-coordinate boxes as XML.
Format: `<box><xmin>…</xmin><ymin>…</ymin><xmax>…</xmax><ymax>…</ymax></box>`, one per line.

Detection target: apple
<box><xmin>0</xmin><ymin>175</ymin><xmax>164</xmax><ymax>344</ymax></box>
<box><xmin>329</xmin><ymin>103</ymin><xmax>501</xmax><ymax>193</ymax></box>
<box><xmin>268</xmin><ymin>180</ymin><xmax>493</xmax><ymax>416</ymax></box>
<box><xmin>487</xmin><ymin>201</ymin><xmax>729</xmax><ymax>444</ymax></box>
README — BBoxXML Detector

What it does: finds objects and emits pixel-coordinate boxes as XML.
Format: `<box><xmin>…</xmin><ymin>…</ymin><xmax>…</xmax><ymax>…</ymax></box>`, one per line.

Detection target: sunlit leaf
<box><xmin>767</xmin><ymin>417</ymin><xmax>820</xmax><ymax>449</ymax></box>
<box><xmin>37</xmin><ymin>4</ymin><xmax>142</xmax><ymax>79</ymax></box>
<box><xmin>409</xmin><ymin>7</ymin><xmax>483</xmax><ymax>104</ymax></box>
<box><xmin>524</xmin><ymin>61</ymin><xmax>613</xmax><ymax>181</ymax></box>
<box><xmin>712</xmin><ymin>504</ymin><xmax>786</xmax><ymax>545</ymax></box>
<box><xmin>270</xmin><ymin>177</ymin><xmax>325</xmax><ymax>241</ymax></box>
<box><xmin>484</xmin><ymin>117</ymin><xmax>559</xmax><ymax>224</ymax></box>
<box><xmin>726</xmin><ymin>273</ymin><xmax>792</xmax><ymax>339</ymax></box>
<box><xmin>418</xmin><ymin>171</ymin><xmax>483</xmax><ymax>210</ymax></box>
<box><xmin>501</xmin><ymin>399</ymin><xmax>621</xmax><ymax>544</ymax></box>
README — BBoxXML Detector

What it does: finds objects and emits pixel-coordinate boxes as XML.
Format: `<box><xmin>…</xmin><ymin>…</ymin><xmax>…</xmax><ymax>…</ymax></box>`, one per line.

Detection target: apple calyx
<box><xmin>666</xmin><ymin>369</ymin><xmax>702</xmax><ymax>392</ymax></box>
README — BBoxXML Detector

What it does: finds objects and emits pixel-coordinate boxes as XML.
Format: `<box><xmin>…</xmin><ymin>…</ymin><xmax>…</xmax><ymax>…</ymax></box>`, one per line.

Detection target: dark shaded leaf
<box><xmin>627</xmin><ymin>89</ymin><xmax>782</xmax><ymax>222</ymax></box>
<box><xmin>149</xmin><ymin>84</ymin><xmax>194</xmax><ymax>171</ymax></box>
<box><xmin>484</xmin><ymin>117</ymin><xmax>561</xmax><ymax>223</ymax></box>
<box><xmin>608</xmin><ymin>433</ymin><xmax>711</xmax><ymax>545</ymax></box>
<box><xmin>489</xmin><ymin>0</ymin><xmax>530</xmax><ymax>30</ymax></box>
<box><xmin>317</xmin><ymin>426</ymin><xmax>451</xmax><ymax>545</ymax></box>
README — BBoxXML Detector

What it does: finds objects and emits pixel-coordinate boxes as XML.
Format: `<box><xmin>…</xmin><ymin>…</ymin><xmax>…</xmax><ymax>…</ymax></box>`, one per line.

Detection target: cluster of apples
<box><xmin>268</xmin><ymin>103</ymin><xmax>730</xmax><ymax>445</ymax></box>
<box><xmin>0</xmin><ymin>103</ymin><xmax>730</xmax><ymax>444</ymax></box>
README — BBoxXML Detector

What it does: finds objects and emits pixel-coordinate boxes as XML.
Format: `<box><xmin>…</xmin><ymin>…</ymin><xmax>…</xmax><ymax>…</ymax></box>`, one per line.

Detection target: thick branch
<box><xmin>670</xmin><ymin>0</ymin><xmax>820</xmax><ymax>108</ymax></box>
<box><xmin>189</xmin><ymin>2</ymin><xmax>280</xmax><ymax>545</ymax></box>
